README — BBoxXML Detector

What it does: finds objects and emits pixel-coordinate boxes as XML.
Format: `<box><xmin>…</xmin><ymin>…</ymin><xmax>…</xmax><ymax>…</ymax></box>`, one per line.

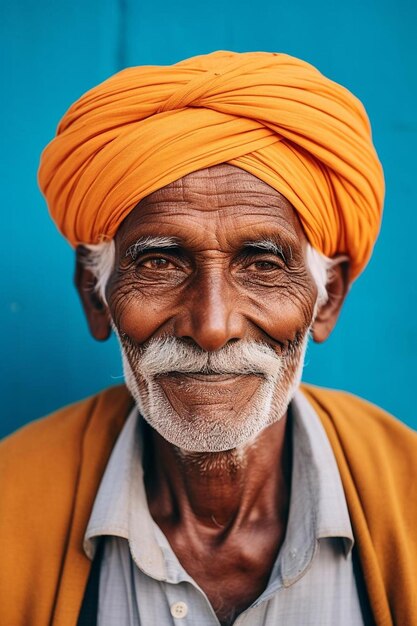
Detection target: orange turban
<box><xmin>38</xmin><ymin>51</ymin><xmax>384</xmax><ymax>279</ymax></box>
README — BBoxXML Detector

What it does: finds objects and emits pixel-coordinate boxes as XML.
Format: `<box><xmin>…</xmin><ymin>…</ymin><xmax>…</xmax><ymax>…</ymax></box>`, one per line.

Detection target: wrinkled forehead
<box><xmin>115</xmin><ymin>164</ymin><xmax>307</xmax><ymax>249</ymax></box>
<box><xmin>147</xmin><ymin>163</ymin><xmax>291</xmax><ymax>207</ymax></box>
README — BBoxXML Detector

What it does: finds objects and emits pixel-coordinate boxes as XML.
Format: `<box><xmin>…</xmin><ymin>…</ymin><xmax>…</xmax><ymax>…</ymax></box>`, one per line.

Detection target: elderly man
<box><xmin>1</xmin><ymin>51</ymin><xmax>416</xmax><ymax>626</ymax></box>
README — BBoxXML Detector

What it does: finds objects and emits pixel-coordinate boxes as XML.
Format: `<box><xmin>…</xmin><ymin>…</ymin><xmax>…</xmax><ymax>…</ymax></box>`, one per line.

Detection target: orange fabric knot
<box><xmin>38</xmin><ymin>50</ymin><xmax>384</xmax><ymax>279</ymax></box>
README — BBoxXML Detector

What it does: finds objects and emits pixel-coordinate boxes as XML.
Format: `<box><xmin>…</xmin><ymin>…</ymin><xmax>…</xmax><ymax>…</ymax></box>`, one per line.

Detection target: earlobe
<box><xmin>74</xmin><ymin>248</ymin><xmax>112</xmax><ymax>341</ymax></box>
<box><xmin>312</xmin><ymin>257</ymin><xmax>350</xmax><ymax>343</ymax></box>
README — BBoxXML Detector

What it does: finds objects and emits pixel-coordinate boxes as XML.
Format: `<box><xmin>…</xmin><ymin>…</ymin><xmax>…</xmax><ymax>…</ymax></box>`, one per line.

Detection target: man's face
<box><xmin>105</xmin><ymin>164</ymin><xmax>320</xmax><ymax>452</ymax></box>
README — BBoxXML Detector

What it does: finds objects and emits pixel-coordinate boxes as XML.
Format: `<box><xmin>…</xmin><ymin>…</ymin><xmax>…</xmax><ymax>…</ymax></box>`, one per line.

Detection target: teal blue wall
<box><xmin>2</xmin><ymin>0</ymin><xmax>416</xmax><ymax>437</ymax></box>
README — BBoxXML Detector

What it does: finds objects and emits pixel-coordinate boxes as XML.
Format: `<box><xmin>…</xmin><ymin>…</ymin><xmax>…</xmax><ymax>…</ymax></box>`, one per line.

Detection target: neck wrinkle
<box><xmin>143</xmin><ymin>413</ymin><xmax>292</xmax><ymax>534</ymax></box>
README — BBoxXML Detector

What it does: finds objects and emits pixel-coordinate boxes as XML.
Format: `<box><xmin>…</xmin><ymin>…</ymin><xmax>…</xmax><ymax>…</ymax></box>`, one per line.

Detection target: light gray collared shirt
<box><xmin>84</xmin><ymin>390</ymin><xmax>365</xmax><ymax>625</ymax></box>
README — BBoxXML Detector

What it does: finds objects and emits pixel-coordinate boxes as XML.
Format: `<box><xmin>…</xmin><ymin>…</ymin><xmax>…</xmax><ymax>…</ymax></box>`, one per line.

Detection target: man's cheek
<box><xmin>259</xmin><ymin>298</ymin><xmax>314</xmax><ymax>348</ymax></box>
<box><xmin>109</xmin><ymin>295</ymin><xmax>168</xmax><ymax>345</ymax></box>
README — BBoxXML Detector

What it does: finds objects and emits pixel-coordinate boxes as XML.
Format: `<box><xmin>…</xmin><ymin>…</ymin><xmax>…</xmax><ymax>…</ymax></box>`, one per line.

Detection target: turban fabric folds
<box><xmin>38</xmin><ymin>51</ymin><xmax>384</xmax><ymax>279</ymax></box>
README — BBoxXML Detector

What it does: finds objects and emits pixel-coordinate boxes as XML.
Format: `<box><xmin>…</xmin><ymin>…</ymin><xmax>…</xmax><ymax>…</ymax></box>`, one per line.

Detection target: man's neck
<box><xmin>143</xmin><ymin>413</ymin><xmax>292</xmax><ymax>534</ymax></box>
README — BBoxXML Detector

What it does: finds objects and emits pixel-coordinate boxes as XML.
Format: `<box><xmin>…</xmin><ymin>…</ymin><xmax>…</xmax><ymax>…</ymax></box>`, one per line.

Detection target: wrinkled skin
<box><xmin>76</xmin><ymin>164</ymin><xmax>349</xmax><ymax>624</ymax></box>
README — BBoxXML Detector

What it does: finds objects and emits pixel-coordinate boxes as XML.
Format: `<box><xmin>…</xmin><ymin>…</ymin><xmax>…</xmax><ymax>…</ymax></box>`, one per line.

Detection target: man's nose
<box><xmin>173</xmin><ymin>273</ymin><xmax>246</xmax><ymax>352</ymax></box>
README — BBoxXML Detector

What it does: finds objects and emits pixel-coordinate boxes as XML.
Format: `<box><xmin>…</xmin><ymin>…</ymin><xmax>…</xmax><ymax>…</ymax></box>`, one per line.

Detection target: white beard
<box><xmin>115</xmin><ymin>331</ymin><xmax>310</xmax><ymax>453</ymax></box>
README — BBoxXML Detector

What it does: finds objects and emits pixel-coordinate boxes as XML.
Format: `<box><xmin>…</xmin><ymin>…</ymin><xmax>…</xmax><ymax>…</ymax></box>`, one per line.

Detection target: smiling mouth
<box><xmin>157</xmin><ymin>372</ymin><xmax>263</xmax><ymax>383</ymax></box>
<box><xmin>156</xmin><ymin>371</ymin><xmax>265</xmax><ymax>412</ymax></box>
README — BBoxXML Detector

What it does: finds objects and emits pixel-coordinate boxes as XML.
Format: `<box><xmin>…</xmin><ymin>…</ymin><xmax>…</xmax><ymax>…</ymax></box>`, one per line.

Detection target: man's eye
<box><xmin>140</xmin><ymin>257</ymin><xmax>173</xmax><ymax>269</ymax></box>
<box><xmin>250</xmin><ymin>260</ymin><xmax>281</xmax><ymax>271</ymax></box>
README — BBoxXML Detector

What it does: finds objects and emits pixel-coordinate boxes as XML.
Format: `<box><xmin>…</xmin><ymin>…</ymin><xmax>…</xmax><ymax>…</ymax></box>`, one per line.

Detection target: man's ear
<box><xmin>74</xmin><ymin>247</ymin><xmax>112</xmax><ymax>341</ymax></box>
<box><xmin>311</xmin><ymin>256</ymin><xmax>350</xmax><ymax>343</ymax></box>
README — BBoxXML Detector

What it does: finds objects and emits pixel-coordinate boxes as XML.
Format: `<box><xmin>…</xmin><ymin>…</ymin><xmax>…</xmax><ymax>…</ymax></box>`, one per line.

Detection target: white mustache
<box><xmin>132</xmin><ymin>337</ymin><xmax>283</xmax><ymax>381</ymax></box>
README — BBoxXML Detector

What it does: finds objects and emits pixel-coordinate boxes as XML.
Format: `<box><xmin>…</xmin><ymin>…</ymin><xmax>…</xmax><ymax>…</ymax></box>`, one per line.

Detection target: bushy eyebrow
<box><xmin>125</xmin><ymin>235</ymin><xmax>294</xmax><ymax>262</ymax></box>
<box><xmin>243</xmin><ymin>238</ymin><xmax>293</xmax><ymax>261</ymax></box>
<box><xmin>126</xmin><ymin>236</ymin><xmax>180</xmax><ymax>259</ymax></box>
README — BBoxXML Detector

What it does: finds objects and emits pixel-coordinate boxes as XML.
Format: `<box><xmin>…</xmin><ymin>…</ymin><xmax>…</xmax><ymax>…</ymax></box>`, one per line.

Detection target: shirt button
<box><xmin>170</xmin><ymin>601</ymin><xmax>188</xmax><ymax>619</ymax></box>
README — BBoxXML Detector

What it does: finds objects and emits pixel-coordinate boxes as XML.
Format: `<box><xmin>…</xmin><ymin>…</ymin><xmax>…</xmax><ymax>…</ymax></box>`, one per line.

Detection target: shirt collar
<box><xmin>84</xmin><ymin>387</ymin><xmax>354</xmax><ymax>585</ymax></box>
<box><xmin>84</xmin><ymin>405</ymin><xmax>167</xmax><ymax>579</ymax></box>
<box><xmin>278</xmin><ymin>389</ymin><xmax>354</xmax><ymax>587</ymax></box>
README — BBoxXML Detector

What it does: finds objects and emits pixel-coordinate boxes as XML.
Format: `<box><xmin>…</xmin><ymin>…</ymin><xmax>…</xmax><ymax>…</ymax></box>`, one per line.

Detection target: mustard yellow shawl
<box><xmin>0</xmin><ymin>385</ymin><xmax>416</xmax><ymax>625</ymax></box>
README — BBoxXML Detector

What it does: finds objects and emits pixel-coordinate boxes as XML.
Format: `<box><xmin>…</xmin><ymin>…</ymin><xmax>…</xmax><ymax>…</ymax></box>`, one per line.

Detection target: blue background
<box><xmin>2</xmin><ymin>0</ymin><xmax>416</xmax><ymax>437</ymax></box>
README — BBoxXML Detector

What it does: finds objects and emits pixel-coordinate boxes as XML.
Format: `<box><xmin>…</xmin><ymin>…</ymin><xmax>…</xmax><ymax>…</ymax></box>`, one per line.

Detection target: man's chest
<box><xmin>94</xmin><ymin>535</ymin><xmax>366</xmax><ymax>626</ymax></box>
<box><xmin>163</xmin><ymin>528</ymin><xmax>283</xmax><ymax>624</ymax></box>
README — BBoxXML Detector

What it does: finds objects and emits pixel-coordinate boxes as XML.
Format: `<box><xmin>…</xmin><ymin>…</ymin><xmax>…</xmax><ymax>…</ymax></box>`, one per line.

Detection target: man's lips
<box><xmin>155</xmin><ymin>372</ymin><xmax>264</xmax><ymax>415</ymax></box>
<box><xmin>157</xmin><ymin>372</ymin><xmax>263</xmax><ymax>383</ymax></box>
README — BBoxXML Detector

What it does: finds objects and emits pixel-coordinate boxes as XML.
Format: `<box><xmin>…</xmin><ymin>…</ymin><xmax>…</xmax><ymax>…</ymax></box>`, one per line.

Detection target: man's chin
<box><xmin>131</xmin><ymin>376</ymin><xmax>283</xmax><ymax>453</ymax></box>
<box><xmin>120</xmin><ymin>348</ymin><xmax>303</xmax><ymax>452</ymax></box>
<box><xmin>140</xmin><ymin>408</ymin><xmax>267</xmax><ymax>453</ymax></box>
